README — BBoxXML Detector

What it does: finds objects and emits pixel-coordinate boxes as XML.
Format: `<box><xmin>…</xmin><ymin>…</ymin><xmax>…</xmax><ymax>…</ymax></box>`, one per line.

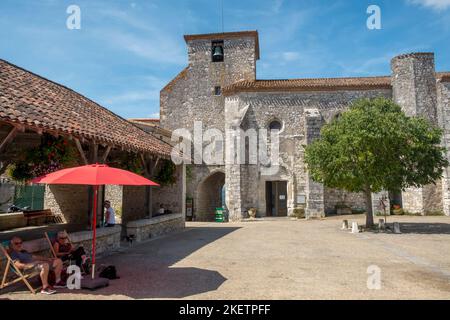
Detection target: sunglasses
<box><xmin>59</xmin><ymin>237</ymin><xmax>68</xmax><ymax>240</ymax></box>
<box><xmin>13</xmin><ymin>242</ymin><xmax>22</xmax><ymax>245</ymax></box>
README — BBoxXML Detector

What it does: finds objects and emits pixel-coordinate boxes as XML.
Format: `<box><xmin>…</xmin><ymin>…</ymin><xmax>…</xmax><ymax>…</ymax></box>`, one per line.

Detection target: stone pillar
<box><xmin>304</xmin><ymin>108</ymin><xmax>325</xmax><ymax>218</ymax></box>
<box><xmin>437</xmin><ymin>80</ymin><xmax>450</xmax><ymax>216</ymax></box>
<box><xmin>224</xmin><ymin>97</ymin><xmax>249</xmax><ymax>221</ymax></box>
<box><xmin>181</xmin><ymin>164</ymin><xmax>187</xmax><ymax>218</ymax></box>
<box><xmin>391</xmin><ymin>53</ymin><xmax>439</xmax><ymax>214</ymax></box>
<box><xmin>225</xmin><ymin>163</ymin><xmax>243</xmax><ymax>221</ymax></box>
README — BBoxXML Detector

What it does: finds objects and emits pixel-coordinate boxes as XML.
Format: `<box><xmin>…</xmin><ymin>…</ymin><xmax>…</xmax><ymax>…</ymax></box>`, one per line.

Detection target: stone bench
<box><xmin>126</xmin><ymin>213</ymin><xmax>185</xmax><ymax>242</ymax></box>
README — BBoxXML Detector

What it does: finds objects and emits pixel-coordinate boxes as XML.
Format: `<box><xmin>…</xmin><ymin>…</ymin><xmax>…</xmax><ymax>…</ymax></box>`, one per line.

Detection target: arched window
<box><xmin>269</xmin><ymin>119</ymin><xmax>282</xmax><ymax>131</ymax></box>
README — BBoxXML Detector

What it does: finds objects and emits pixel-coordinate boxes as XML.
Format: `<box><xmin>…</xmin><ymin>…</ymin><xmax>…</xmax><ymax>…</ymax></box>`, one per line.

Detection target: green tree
<box><xmin>305</xmin><ymin>97</ymin><xmax>448</xmax><ymax>227</ymax></box>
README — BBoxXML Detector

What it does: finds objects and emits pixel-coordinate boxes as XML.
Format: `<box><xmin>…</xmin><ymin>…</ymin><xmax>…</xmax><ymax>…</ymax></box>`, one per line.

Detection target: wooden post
<box><xmin>74</xmin><ymin>138</ymin><xmax>88</xmax><ymax>165</ymax></box>
<box><xmin>140</xmin><ymin>154</ymin><xmax>151</xmax><ymax>217</ymax></box>
<box><xmin>89</xmin><ymin>142</ymin><xmax>98</xmax><ymax>164</ymax></box>
<box><xmin>100</xmin><ymin>146</ymin><xmax>112</xmax><ymax>163</ymax></box>
<box><xmin>0</xmin><ymin>126</ymin><xmax>18</xmax><ymax>153</ymax></box>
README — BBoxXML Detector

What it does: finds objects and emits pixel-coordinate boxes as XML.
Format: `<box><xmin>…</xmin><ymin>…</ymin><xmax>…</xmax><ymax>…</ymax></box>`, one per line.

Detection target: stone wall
<box><xmin>324</xmin><ymin>188</ymin><xmax>366</xmax><ymax>214</ymax></box>
<box><xmin>392</xmin><ymin>53</ymin><xmax>438</xmax><ymax>122</ymax></box>
<box><xmin>125</xmin><ymin>213</ymin><xmax>185</xmax><ymax>243</ymax></box>
<box><xmin>224</xmin><ymin>89</ymin><xmax>392</xmax><ymax>219</ymax></box>
<box><xmin>437</xmin><ymin>81</ymin><xmax>450</xmax><ymax>215</ymax></box>
<box><xmin>44</xmin><ymin>185</ymin><xmax>90</xmax><ymax>224</ymax></box>
<box><xmin>391</xmin><ymin>53</ymin><xmax>442</xmax><ymax>214</ymax></box>
<box><xmin>152</xmin><ymin>164</ymin><xmax>186</xmax><ymax>216</ymax></box>
<box><xmin>122</xmin><ymin>186</ymin><xmax>148</xmax><ymax>226</ymax></box>
<box><xmin>0</xmin><ymin>183</ymin><xmax>15</xmax><ymax>212</ymax></box>
<box><xmin>105</xmin><ymin>185</ymin><xmax>123</xmax><ymax>217</ymax></box>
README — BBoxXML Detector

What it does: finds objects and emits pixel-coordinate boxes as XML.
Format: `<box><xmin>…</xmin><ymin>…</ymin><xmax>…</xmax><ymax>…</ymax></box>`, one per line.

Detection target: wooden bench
<box><xmin>23</xmin><ymin>210</ymin><xmax>63</xmax><ymax>226</ymax></box>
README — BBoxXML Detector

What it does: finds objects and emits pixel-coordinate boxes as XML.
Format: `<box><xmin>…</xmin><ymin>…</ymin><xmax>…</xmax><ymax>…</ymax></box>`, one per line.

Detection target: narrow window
<box><xmin>212</xmin><ymin>40</ymin><xmax>224</xmax><ymax>62</ymax></box>
<box><xmin>214</xmin><ymin>86</ymin><xmax>222</xmax><ymax>96</ymax></box>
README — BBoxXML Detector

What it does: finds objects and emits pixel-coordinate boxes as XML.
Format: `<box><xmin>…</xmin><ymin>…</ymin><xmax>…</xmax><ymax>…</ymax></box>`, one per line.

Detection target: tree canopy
<box><xmin>304</xmin><ymin>97</ymin><xmax>448</xmax><ymax>226</ymax></box>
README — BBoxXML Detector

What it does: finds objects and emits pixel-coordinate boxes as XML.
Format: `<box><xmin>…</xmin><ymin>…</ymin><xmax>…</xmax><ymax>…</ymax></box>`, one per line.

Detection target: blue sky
<box><xmin>1</xmin><ymin>0</ymin><xmax>450</xmax><ymax>119</ymax></box>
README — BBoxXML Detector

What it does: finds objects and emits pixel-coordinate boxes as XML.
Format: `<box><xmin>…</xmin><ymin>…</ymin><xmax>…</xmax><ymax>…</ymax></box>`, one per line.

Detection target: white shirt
<box><xmin>106</xmin><ymin>207</ymin><xmax>116</xmax><ymax>224</ymax></box>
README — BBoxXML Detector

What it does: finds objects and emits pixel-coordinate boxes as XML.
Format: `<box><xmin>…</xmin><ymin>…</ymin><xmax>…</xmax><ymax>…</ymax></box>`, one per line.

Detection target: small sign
<box><xmin>279</xmin><ymin>195</ymin><xmax>286</xmax><ymax>200</ymax></box>
<box><xmin>297</xmin><ymin>194</ymin><xmax>306</xmax><ymax>204</ymax></box>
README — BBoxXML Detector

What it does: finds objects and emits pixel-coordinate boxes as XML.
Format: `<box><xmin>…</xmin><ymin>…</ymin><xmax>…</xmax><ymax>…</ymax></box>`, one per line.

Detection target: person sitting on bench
<box><xmin>104</xmin><ymin>200</ymin><xmax>116</xmax><ymax>227</ymax></box>
<box><xmin>9</xmin><ymin>236</ymin><xmax>65</xmax><ymax>294</ymax></box>
<box><xmin>53</xmin><ymin>231</ymin><xmax>90</xmax><ymax>273</ymax></box>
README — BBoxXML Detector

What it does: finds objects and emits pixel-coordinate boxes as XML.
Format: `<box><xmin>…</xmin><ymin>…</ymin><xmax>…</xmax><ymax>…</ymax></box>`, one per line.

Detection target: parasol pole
<box><xmin>91</xmin><ymin>185</ymin><xmax>98</xmax><ymax>279</ymax></box>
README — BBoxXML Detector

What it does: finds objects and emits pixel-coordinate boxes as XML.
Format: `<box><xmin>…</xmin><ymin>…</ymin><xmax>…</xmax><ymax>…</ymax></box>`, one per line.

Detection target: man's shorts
<box><xmin>29</xmin><ymin>261</ymin><xmax>55</xmax><ymax>272</ymax></box>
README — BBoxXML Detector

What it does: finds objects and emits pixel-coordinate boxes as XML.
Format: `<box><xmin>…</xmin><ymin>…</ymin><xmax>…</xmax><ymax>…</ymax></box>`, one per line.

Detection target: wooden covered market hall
<box><xmin>0</xmin><ymin>59</ymin><xmax>186</xmax><ymax>261</ymax></box>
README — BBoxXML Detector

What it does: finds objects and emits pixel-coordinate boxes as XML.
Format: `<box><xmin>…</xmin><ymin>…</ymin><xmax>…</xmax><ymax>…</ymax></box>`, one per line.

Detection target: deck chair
<box><xmin>44</xmin><ymin>231</ymin><xmax>72</xmax><ymax>267</ymax></box>
<box><xmin>0</xmin><ymin>240</ymin><xmax>41</xmax><ymax>294</ymax></box>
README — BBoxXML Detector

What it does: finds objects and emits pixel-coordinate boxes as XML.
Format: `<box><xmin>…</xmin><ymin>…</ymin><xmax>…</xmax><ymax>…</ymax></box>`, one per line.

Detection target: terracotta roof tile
<box><xmin>438</xmin><ymin>72</ymin><xmax>450</xmax><ymax>82</ymax></box>
<box><xmin>223</xmin><ymin>76</ymin><xmax>392</xmax><ymax>96</ymax></box>
<box><xmin>0</xmin><ymin>59</ymin><xmax>173</xmax><ymax>158</ymax></box>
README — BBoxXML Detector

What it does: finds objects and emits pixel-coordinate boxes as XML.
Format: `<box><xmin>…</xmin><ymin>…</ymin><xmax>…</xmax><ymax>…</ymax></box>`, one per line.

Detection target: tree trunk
<box><xmin>364</xmin><ymin>186</ymin><xmax>374</xmax><ymax>228</ymax></box>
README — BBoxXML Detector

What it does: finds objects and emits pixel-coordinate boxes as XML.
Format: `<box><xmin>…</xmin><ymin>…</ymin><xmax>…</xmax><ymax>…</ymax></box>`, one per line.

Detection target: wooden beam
<box><xmin>152</xmin><ymin>157</ymin><xmax>160</xmax><ymax>174</ymax></box>
<box><xmin>140</xmin><ymin>154</ymin><xmax>150</xmax><ymax>177</ymax></box>
<box><xmin>100</xmin><ymin>146</ymin><xmax>112</xmax><ymax>163</ymax></box>
<box><xmin>0</xmin><ymin>161</ymin><xmax>11</xmax><ymax>176</ymax></box>
<box><xmin>75</xmin><ymin>138</ymin><xmax>88</xmax><ymax>165</ymax></box>
<box><xmin>12</xmin><ymin>123</ymin><xmax>25</xmax><ymax>133</ymax></box>
<box><xmin>0</xmin><ymin>127</ymin><xmax>18</xmax><ymax>153</ymax></box>
<box><xmin>90</xmin><ymin>143</ymin><xmax>98</xmax><ymax>164</ymax></box>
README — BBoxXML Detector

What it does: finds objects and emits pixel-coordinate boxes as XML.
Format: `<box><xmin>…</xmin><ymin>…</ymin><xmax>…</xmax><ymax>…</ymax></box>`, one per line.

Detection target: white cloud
<box><xmin>149</xmin><ymin>112</ymin><xmax>160</xmax><ymax>119</ymax></box>
<box><xmin>281</xmin><ymin>51</ymin><xmax>301</xmax><ymax>62</ymax></box>
<box><xmin>273</xmin><ymin>0</ymin><xmax>284</xmax><ymax>14</ymax></box>
<box><xmin>408</xmin><ymin>0</ymin><xmax>450</xmax><ymax>10</ymax></box>
<box><xmin>91</xmin><ymin>6</ymin><xmax>185</xmax><ymax>65</ymax></box>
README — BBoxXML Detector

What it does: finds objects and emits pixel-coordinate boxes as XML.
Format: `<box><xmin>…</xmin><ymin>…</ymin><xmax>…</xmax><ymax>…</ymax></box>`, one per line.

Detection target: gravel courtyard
<box><xmin>2</xmin><ymin>214</ymin><xmax>450</xmax><ymax>300</ymax></box>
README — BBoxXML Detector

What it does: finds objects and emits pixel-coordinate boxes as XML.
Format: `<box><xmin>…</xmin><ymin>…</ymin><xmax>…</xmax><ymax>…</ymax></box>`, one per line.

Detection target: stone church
<box><xmin>160</xmin><ymin>30</ymin><xmax>450</xmax><ymax>221</ymax></box>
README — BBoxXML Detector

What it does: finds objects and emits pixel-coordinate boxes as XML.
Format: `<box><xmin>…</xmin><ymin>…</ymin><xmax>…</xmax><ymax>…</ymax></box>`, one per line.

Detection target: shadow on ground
<box><xmin>391</xmin><ymin>222</ymin><xmax>450</xmax><ymax>234</ymax></box>
<box><xmin>1</xmin><ymin>225</ymin><xmax>239</xmax><ymax>299</ymax></box>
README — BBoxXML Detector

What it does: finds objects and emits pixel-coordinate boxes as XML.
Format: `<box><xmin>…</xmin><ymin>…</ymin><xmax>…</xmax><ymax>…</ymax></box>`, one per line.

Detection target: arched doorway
<box><xmin>196</xmin><ymin>171</ymin><xmax>225</xmax><ymax>221</ymax></box>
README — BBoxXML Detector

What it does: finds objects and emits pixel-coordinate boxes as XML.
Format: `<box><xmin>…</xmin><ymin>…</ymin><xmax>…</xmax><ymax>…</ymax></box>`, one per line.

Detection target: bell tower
<box><xmin>184</xmin><ymin>30</ymin><xmax>259</xmax><ymax>84</ymax></box>
<box><xmin>176</xmin><ymin>30</ymin><xmax>259</xmax><ymax>132</ymax></box>
<box><xmin>160</xmin><ymin>31</ymin><xmax>259</xmax><ymax>133</ymax></box>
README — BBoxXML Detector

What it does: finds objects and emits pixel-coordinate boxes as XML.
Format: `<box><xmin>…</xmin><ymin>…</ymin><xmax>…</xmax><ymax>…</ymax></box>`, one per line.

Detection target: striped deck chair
<box><xmin>44</xmin><ymin>231</ymin><xmax>72</xmax><ymax>267</ymax></box>
<box><xmin>0</xmin><ymin>240</ymin><xmax>41</xmax><ymax>294</ymax></box>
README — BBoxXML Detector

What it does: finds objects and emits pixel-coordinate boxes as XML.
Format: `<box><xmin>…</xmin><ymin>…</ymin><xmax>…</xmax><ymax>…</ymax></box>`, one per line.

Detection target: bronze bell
<box><xmin>212</xmin><ymin>45</ymin><xmax>224</xmax><ymax>60</ymax></box>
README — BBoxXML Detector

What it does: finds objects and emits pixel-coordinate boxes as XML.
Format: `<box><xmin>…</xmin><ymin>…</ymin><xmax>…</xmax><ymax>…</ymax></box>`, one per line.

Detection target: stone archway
<box><xmin>196</xmin><ymin>171</ymin><xmax>225</xmax><ymax>221</ymax></box>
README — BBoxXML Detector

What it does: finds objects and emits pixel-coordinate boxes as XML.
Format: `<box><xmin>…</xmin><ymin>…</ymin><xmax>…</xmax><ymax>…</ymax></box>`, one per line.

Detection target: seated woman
<box><xmin>53</xmin><ymin>231</ymin><xmax>90</xmax><ymax>273</ymax></box>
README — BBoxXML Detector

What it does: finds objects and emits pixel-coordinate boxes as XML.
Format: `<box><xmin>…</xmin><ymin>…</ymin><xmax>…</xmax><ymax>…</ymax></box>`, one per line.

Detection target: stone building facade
<box><xmin>160</xmin><ymin>30</ymin><xmax>450</xmax><ymax>221</ymax></box>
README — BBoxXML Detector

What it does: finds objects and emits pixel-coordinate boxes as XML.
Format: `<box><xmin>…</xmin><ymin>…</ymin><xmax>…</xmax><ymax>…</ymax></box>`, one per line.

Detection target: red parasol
<box><xmin>33</xmin><ymin>164</ymin><xmax>159</xmax><ymax>279</ymax></box>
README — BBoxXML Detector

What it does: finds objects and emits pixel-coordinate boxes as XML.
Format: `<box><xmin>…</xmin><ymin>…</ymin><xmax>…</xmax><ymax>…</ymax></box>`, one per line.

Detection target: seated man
<box><xmin>53</xmin><ymin>231</ymin><xmax>90</xmax><ymax>274</ymax></box>
<box><xmin>103</xmin><ymin>200</ymin><xmax>116</xmax><ymax>227</ymax></box>
<box><xmin>9</xmin><ymin>236</ymin><xmax>65</xmax><ymax>295</ymax></box>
